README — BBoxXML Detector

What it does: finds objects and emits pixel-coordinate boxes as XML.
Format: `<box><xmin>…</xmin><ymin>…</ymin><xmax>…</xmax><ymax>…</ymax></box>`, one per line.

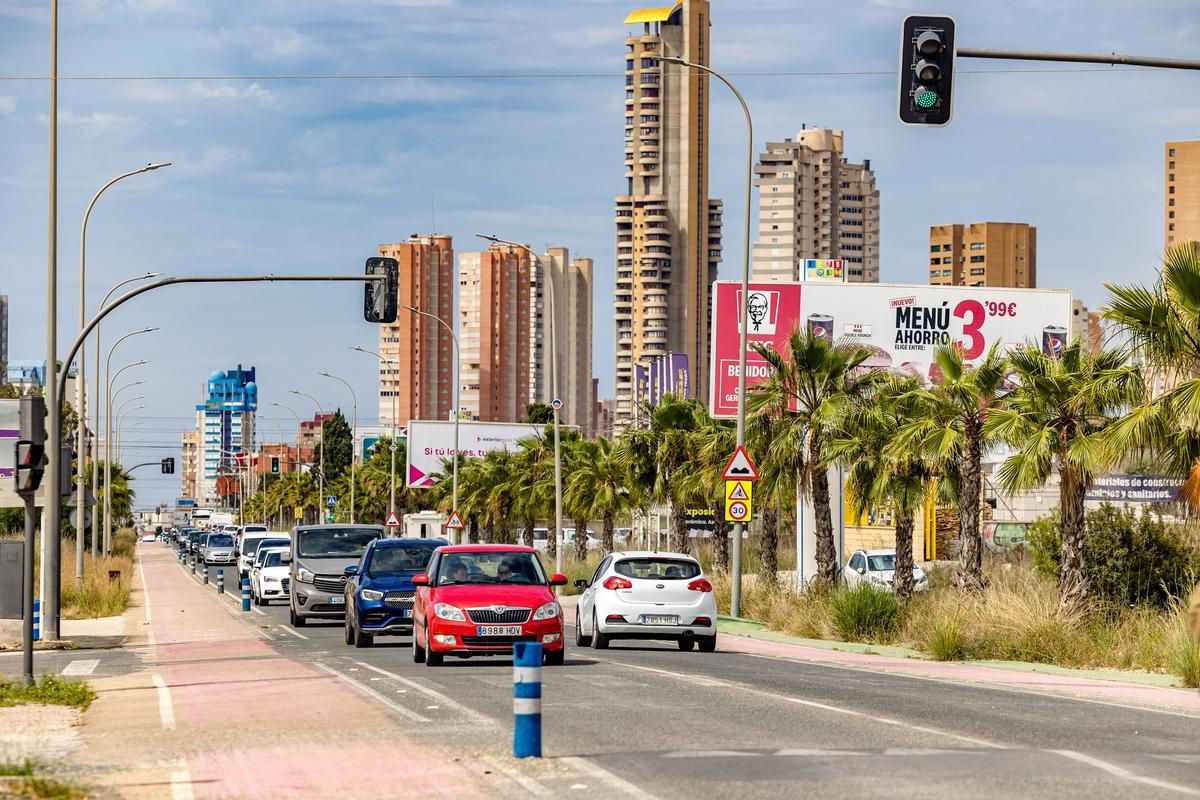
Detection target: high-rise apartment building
<box><xmin>1167</xmin><ymin>140</ymin><xmax>1200</xmax><ymax>249</ymax></box>
<box><xmin>752</xmin><ymin>128</ymin><xmax>880</xmax><ymax>283</ymax></box>
<box><xmin>195</xmin><ymin>365</ymin><xmax>257</xmax><ymax>507</ymax></box>
<box><xmin>377</xmin><ymin>235</ymin><xmax>456</xmax><ymax>427</ymax></box>
<box><xmin>615</xmin><ymin>1</ymin><xmax>722</xmax><ymax>426</ymax></box>
<box><xmin>180</xmin><ymin>429</ymin><xmax>199</xmax><ymax>500</ymax></box>
<box><xmin>531</xmin><ymin>247</ymin><xmax>594</xmax><ymax>435</ymax></box>
<box><xmin>0</xmin><ymin>293</ymin><xmax>8</xmax><ymax>374</ymax></box>
<box><xmin>458</xmin><ymin>244</ymin><xmax>534</xmax><ymax>423</ymax></box>
<box><xmin>928</xmin><ymin>222</ymin><xmax>1036</xmax><ymax>288</ymax></box>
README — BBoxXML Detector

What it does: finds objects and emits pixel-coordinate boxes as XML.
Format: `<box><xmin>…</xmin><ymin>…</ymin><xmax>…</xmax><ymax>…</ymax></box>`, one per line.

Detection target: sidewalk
<box><xmin>73</xmin><ymin>547</ymin><xmax>515</xmax><ymax>799</ymax></box>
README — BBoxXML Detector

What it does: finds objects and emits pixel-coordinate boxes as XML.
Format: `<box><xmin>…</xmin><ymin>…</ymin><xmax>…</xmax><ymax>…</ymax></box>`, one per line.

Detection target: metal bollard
<box><xmin>191</xmin><ymin>555</ymin><xmax>197</xmax><ymax>575</ymax></box>
<box><xmin>512</xmin><ymin>641</ymin><xmax>543</xmax><ymax>758</ymax></box>
<box><xmin>204</xmin><ymin>564</ymin><xmax>210</xmax><ymax>585</ymax></box>
<box><xmin>217</xmin><ymin>569</ymin><xmax>225</xmax><ymax>595</ymax></box>
<box><xmin>32</xmin><ymin>598</ymin><xmax>40</xmax><ymax>642</ymax></box>
<box><xmin>241</xmin><ymin>579</ymin><xmax>251</xmax><ymax>612</ymax></box>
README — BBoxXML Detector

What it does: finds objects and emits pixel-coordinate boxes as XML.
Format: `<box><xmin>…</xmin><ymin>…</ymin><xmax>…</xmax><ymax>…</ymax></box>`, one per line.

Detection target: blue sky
<box><xmin>1</xmin><ymin>0</ymin><xmax>1197</xmax><ymax>507</ymax></box>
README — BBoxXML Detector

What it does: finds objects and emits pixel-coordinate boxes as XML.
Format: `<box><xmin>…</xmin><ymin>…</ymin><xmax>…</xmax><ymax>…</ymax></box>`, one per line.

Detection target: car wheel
<box><xmin>677</xmin><ymin>638</ymin><xmax>695</xmax><ymax>652</ymax></box>
<box><xmin>354</xmin><ymin>627</ymin><xmax>374</xmax><ymax>648</ymax></box>
<box><xmin>543</xmin><ymin>647</ymin><xmax>565</xmax><ymax>666</ymax></box>
<box><xmin>574</xmin><ymin>611</ymin><xmax>592</xmax><ymax>647</ymax></box>
<box><xmin>426</xmin><ymin>647</ymin><xmax>443</xmax><ymax>667</ymax></box>
<box><xmin>412</xmin><ymin>632</ymin><xmax>427</xmax><ymax>663</ymax></box>
<box><xmin>698</xmin><ymin>635</ymin><xmax>717</xmax><ymax>653</ymax></box>
<box><xmin>344</xmin><ymin>618</ymin><xmax>354</xmax><ymax>645</ymax></box>
<box><xmin>590</xmin><ymin>611</ymin><xmax>609</xmax><ymax>650</ymax></box>
<box><xmin>290</xmin><ymin>607</ymin><xmax>306</xmax><ymax>627</ymax></box>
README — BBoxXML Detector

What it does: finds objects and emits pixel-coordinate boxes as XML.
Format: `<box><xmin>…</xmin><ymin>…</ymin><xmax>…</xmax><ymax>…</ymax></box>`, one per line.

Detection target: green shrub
<box><xmin>925</xmin><ymin>616</ymin><xmax>968</xmax><ymax>661</ymax></box>
<box><xmin>828</xmin><ymin>584</ymin><xmax>900</xmax><ymax>643</ymax></box>
<box><xmin>0</xmin><ymin>675</ymin><xmax>95</xmax><ymax>711</ymax></box>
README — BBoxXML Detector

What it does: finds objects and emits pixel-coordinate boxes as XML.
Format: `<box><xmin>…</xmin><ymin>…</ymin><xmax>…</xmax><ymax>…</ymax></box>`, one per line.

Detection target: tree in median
<box><xmin>321</xmin><ymin>410</ymin><xmax>353</xmax><ymax>483</ymax></box>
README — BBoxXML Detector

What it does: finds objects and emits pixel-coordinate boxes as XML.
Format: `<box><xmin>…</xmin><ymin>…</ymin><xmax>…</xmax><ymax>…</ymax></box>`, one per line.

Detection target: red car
<box><xmin>412</xmin><ymin>544</ymin><xmax>568</xmax><ymax>667</ymax></box>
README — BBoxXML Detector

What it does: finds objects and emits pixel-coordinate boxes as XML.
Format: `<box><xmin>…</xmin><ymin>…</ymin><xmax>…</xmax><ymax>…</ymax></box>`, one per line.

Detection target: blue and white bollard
<box><xmin>217</xmin><ymin>568</ymin><xmax>225</xmax><ymax>595</ymax></box>
<box><xmin>203</xmin><ymin>564</ymin><xmax>210</xmax><ymax>585</ymax></box>
<box><xmin>512</xmin><ymin>641</ymin><xmax>543</xmax><ymax>758</ymax></box>
<box><xmin>241</xmin><ymin>579</ymin><xmax>251</xmax><ymax>612</ymax></box>
<box><xmin>32</xmin><ymin>598</ymin><xmax>40</xmax><ymax>642</ymax></box>
<box><xmin>191</xmin><ymin>555</ymin><xmax>197</xmax><ymax>575</ymax></box>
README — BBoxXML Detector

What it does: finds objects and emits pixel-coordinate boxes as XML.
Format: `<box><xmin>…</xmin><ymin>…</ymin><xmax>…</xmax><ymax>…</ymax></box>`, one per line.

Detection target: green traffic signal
<box><xmin>915</xmin><ymin>88</ymin><xmax>939</xmax><ymax>109</ymax></box>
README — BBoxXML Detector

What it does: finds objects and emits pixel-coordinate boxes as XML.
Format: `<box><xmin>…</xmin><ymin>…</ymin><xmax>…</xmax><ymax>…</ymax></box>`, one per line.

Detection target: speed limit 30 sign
<box><xmin>725</xmin><ymin>480</ymin><xmax>753</xmax><ymax>523</ymax></box>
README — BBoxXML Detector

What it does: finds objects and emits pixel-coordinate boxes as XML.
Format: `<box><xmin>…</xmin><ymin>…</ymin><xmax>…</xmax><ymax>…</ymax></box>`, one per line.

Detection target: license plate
<box><xmin>640</xmin><ymin>615</ymin><xmax>679</xmax><ymax>625</ymax></box>
<box><xmin>401</xmin><ymin>609</ymin><xmax>412</xmax><ymax>619</ymax></box>
<box><xmin>476</xmin><ymin>625</ymin><xmax>522</xmax><ymax>636</ymax></box>
<box><xmin>328</xmin><ymin>595</ymin><xmax>345</xmax><ymax>604</ymax></box>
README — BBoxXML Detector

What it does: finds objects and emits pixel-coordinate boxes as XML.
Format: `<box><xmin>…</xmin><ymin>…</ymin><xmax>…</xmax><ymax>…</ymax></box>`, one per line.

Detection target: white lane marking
<box><xmin>663</xmin><ymin>750</ymin><xmax>762</xmax><ymax>758</ymax></box>
<box><xmin>137</xmin><ymin>556</ymin><xmax>152</xmax><ymax>624</ymax></box>
<box><xmin>774</xmin><ymin>749</ymin><xmax>869</xmax><ymax>757</ymax></box>
<box><xmin>313</xmin><ymin>663</ymin><xmax>431</xmax><ymax>723</ymax></box>
<box><xmin>279</xmin><ymin>625</ymin><xmax>310</xmax><ymax>640</ymax></box>
<box><xmin>559</xmin><ymin>756</ymin><xmax>661</xmax><ymax>800</ymax></box>
<box><xmin>152</xmin><ymin>673</ymin><xmax>176</xmax><ymax>731</ymax></box>
<box><xmin>596</xmin><ymin>658</ymin><xmax>1004</xmax><ymax>750</ymax></box>
<box><xmin>354</xmin><ymin>661</ymin><xmax>496</xmax><ymax>726</ymax></box>
<box><xmin>170</xmin><ymin>768</ymin><xmax>195</xmax><ymax>800</ymax></box>
<box><xmin>1055</xmin><ymin>750</ymin><xmax>1200</xmax><ymax>797</ymax></box>
<box><xmin>60</xmin><ymin>659</ymin><xmax>99</xmax><ymax>676</ymax></box>
<box><xmin>476</xmin><ymin>756</ymin><xmax>553</xmax><ymax>797</ymax></box>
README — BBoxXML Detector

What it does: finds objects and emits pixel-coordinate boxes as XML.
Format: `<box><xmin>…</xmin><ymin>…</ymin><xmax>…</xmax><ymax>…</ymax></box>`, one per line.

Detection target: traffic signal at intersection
<box><xmin>271</xmin><ymin>456</ymin><xmax>280</xmax><ymax>473</ymax></box>
<box><xmin>898</xmin><ymin>15</ymin><xmax>956</xmax><ymax>126</ymax></box>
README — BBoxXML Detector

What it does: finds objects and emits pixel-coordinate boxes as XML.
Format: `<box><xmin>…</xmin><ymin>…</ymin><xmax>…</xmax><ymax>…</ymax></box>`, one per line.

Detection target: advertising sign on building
<box><xmin>709</xmin><ymin>281</ymin><xmax>1073</xmax><ymax>418</ymax></box>
<box><xmin>803</xmin><ymin>259</ymin><xmax>845</xmax><ymax>283</ymax></box>
<box><xmin>406</xmin><ymin>420</ymin><xmax>545</xmax><ymax>488</ymax></box>
<box><xmin>1085</xmin><ymin>475</ymin><xmax>1184</xmax><ymax>504</ymax></box>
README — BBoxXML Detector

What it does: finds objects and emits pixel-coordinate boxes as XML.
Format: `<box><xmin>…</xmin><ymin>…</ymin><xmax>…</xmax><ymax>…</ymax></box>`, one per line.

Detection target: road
<box><xmin>6</xmin><ymin>544</ymin><xmax>1200</xmax><ymax>799</ymax></box>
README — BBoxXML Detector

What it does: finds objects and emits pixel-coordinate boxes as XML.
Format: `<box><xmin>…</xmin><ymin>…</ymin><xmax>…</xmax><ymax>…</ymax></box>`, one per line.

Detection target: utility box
<box><xmin>0</xmin><ymin>541</ymin><xmax>22</xmax><ymax>619</ymax></box>
<box><xmin>401</xmin><ymin>510</ymin><xmax>446</xmax><ymax>540</ymax></box>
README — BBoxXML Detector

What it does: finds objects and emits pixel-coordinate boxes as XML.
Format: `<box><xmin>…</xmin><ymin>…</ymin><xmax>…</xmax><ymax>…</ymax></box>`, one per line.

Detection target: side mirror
<box><xmin>550</xmin><ymin>573</ymin><xmax>568</xmax><ymax>587</ymax></box>
<box><xmin>344</xmin><ymin>565</ymin><xmax>359</xmax><ymax>576</ymax></box>
<box><xmin>857</xmin><ymin>566</ymin><xmax>866</xmax><ymax>574</ymax></box>
<box><xmin>412</xmin><ymin>573</ymin><xmax>429</xmax><ymax>586</ymax></box>
<box><xmin>573</xmin><ymin>579</ymin><xmax>589</xmax><ymax>589</ymax></box>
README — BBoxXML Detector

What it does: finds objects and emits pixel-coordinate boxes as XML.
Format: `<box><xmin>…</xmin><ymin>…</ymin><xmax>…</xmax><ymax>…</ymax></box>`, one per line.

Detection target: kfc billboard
<box><xmin>709</xmin><ymin>281</ymin><xmax>1072</xmax><ymax>417</ymax></box>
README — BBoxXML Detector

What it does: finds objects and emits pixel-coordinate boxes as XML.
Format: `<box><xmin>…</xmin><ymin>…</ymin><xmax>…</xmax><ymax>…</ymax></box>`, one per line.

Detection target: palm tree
<box><xmin>565</xmin><ymin>437</ymin><xmax>633</xmax><ymax>556</ymax></box>
<box><xmin>621</xmin><ymin>394</ymin><xmax>704</xmax><ymax>553</ymax></box>
<box><xmin>984</xmin><ymin>341</ymin><xmax>1142</xmax><ymax>607</ymax></box>
<box><xmin>894</xmin><ymin>343</ymin><xmax>1008</xmax><ymax>591</ymax></box>
<box><xmin>829</xmin><ymin>377</ymin><xmax>933</xmax><ymax>599</ymax></box>
<box><xmin>749</xmin><ymin>330</ymin><xmax>879</xmax><ymax>587</ymax></box>
<box><xmin>682</xmin><ymin>412</ymin><xmax>736</xmax><ymax>572</ymax></box>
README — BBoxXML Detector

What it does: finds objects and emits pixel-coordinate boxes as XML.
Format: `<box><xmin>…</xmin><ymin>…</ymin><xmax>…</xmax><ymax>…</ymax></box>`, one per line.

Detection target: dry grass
<box><xmin>1</xmin><ymin>529</ymin><xmax>135</xmax><ymax>620</ymax></box>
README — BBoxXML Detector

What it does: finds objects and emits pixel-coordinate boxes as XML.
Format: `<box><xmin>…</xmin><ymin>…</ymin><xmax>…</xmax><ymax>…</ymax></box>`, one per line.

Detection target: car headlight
<box><xmin>533</xmin><ymin>601</ymin><xmax>561</xmax><ymax>621</ymax></box>
<box><xmin>297</xmin><ymin>568</ymin><xmax>314</xmax><ymax>583</ymax></box>
<box><xmin>360</xmin><ymin>588</ymin><xmax>384</xmax><ymax>601</ymax></box>
<box><xmin>434</xmin><ymin>603</ymin><xmax>466</xmax><ymax>622</ymax></box>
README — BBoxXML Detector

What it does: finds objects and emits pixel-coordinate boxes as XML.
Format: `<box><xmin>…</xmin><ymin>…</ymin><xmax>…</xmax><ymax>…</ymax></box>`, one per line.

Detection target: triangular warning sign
<box><xmin>385</xmin><ymin>512</ymin><xmax>401</xmax><ymax>527</ymax></box>
<box><xmin>728</xmin><ymin>482</ymin><xmax>749</xmax><ymax>500</ymax></box>
<box><xmin>721</xmin><ymin>445</ymin><xmax>760</xmax><ymax>481</ymax></box>
<box><xmin>446</xmin><ymin>511</ymin><xmax>464</xmax><ymax>529</ymax></box>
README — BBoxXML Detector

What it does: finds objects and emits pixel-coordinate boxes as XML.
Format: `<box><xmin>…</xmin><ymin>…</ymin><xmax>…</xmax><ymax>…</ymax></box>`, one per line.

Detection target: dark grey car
<box><xmin>288</xmin><ymin>524</ymin><xmax>383</xmax><ymax>627</ymax></box>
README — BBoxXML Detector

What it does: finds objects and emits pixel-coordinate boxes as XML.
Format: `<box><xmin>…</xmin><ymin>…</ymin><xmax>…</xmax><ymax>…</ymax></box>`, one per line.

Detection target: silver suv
<box><xmin>289</xmin><ymin>524</ymin><xmax>382</xmax><ymax>627</ymax></box>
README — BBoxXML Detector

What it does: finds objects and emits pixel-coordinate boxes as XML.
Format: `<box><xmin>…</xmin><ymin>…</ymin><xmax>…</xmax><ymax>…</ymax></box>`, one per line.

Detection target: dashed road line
<box><xmin>279</xmin><ymin>625</ymin><xmax>310</xmax><ymax>640</ymax></box>
<box><xmin>60</xmin><ymin>659</ymin><xmax>99</xmax><ymax>676</ymax></box>
<box><xmin>559</xmin><ymin>756</ymin><xmax>661</xmax><ymax>799</ymax></box>
<box><xmin>354</xmin><ymin>661</ymin><xmax>496</xmax><ymax>726</ymax></box>
<box><xmin>1055</xmin><ymin>750</ymin><xmax>1200</xmax><ymax>797</ymax></box>
<box><xmin>152</xmin><ymin>673</ymin><xmax>176</xmax><ymax>731</ymax></box>
<box><xmin>313</xmin><ymin>663</ymin><xmax>431</xmax><ymax>722</ymax></box>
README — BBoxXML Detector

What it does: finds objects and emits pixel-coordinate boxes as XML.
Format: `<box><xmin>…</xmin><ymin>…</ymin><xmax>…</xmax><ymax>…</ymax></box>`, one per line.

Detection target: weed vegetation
<box><xmin>2</xmin><ymin>529</ymin><xmax>134</xmax><ymax>620</ymax></box>
<box><xmin>0</xmin><ymin>675</ymin><xmax>95</xmax><ymax>711</ymax></box>
<box><xmin>0</xmin><ymin>760</ymin><xmax>88</xmax><ymax>799</ymax></box>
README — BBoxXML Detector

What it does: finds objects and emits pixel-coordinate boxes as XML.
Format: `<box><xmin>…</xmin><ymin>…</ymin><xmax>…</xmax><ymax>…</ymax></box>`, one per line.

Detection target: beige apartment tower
<box><xmin>753</xmin><ymin>128</ymin><xmax>880</xmax><ymax>282</ymax></box>
<box><xmin>615</xmin><ymin>0</ymin><xmax>722</xmax><ymax>426</ymax></box>
<box><xmin>928</xmin><ymin>222</ymin><xmax>1036</xmax><ymax>288</ymax></box>
<box><xmin>377</xmin><ymin>234</ymin><xmax>456</xmax><ymax>427</ymax></box>
<box><xmin>530</xmin><ymin>247</ymin><xmax>594</xmax><ymax>435</ymax></box>
<box><xmin>1167</xmin><ymin>140</ymin><xmax>1200</xmax><ymax>250</ymax></box>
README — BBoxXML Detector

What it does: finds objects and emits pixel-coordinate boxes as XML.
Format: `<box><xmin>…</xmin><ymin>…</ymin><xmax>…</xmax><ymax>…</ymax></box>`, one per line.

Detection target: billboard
<box><xmin>1086</xmin><ymin>475</ymin><xmax>1184</xmax><ymax>504</ymax></box>
<box><xmin>406</xmin><ymin>420</ymin><xmax>545</xmax><ymax>488</ymax></box>
<box><xmin>709</xmin><ymin>281</ymin><xmax>1073</xmax><ymax>418</ymax></box>
<box><xmin>803</xmin><ymin>259</ymin><xmax>845</xmax><ymax>283</ymax></box>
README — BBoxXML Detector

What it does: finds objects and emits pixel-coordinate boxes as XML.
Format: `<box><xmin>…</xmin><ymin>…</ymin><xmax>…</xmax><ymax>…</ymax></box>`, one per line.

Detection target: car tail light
<box><xmin>606</xmin><ymin>614</ymin><xmax>627</xmax><ymax>624</ymax></box>
<box><xmin>688</xmin><ymin>578</ymin><xmax>713</xmax><ymax>593</ymax></box>
<box><xmin>692</xmin><ymin>617</ymin><xmax>712</xmax><ymax>626</ymax></box>
<box><xmin>603</xmin><ymin>576</ymin><xmax>633</xmax><ymax>590</ymax></box>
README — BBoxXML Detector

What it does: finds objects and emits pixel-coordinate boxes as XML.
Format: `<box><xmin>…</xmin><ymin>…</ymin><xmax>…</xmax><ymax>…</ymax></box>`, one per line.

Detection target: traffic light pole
<box><xmin>957</xmin><ymin>48</ymin><xmax>1200</xmax><ymax>71</ymax></box>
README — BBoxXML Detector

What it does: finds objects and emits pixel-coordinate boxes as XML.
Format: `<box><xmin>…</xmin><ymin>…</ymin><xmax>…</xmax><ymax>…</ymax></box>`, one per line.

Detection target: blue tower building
<box><xmin>196</xmin><ymin>365</ymin><xmax>258</xmax><ymax>507</ymax></box>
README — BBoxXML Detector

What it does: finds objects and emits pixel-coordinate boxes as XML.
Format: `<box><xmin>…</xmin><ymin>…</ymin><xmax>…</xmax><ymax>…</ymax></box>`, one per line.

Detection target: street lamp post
<box><xmin>99</xmin><ymin>377</ymin><xmax>142</xmax><ymax>553</ymax></box>
<box><xmin>104</xmin><ymin>328</ymin><xmax>157</xmax><ymax>555</ymax></box>
<box><xmin>115</xmin><ymin>407</ymin><xmax>144</xmax><ymax>464</ymax></box>
<box><xmin>76</xmin><ymin>166</ymin><xmax>169</xmax><ymax>581</ymax></box>
<box><xmin>399</xmin><ymin>306</ymin><xmax>461</xmax><ymax>542</ymax></box>
<box><xmin>655</xmin><ymin>55</ymin><xmax>754</xmax><ymax>617</ymax></box>
<box><xmin>351</xmin><ymin>347</ymin><xmax>400</xmax><ymax>525</ymax></box>
<box><xmin>318</xmin><ymin>372</ymin><xmax>357</xmax><ymax>524</ymax></box>
<box><xmin>476</xmin><ymin>235</ymin><xmax>562</xmax><ymax>575</ymax></box>
<box><xmin>291</xmin><ymin>391</ymin><xmax>325</xmax><ymax>523</ymax></box>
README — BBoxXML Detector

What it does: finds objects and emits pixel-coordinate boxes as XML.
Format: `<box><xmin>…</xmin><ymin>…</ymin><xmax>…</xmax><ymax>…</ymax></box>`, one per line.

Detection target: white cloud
<box><xmin>176</xmin><ymin>145</ymin><xmax>255</xmax><ymax>176</ymax></box>
<box><xmin>213</xmin><ymin>25</ymin><xmax>313</xmax><ymax>63</ymax></box>
<box><xmin>0</xmin><ymin>97</ymin><xmax>16</xmax><ymax>115</ymax></box>
<box><xmin>190</xmin><ymin>82</ymin><xmax>275</xmax><ymax>105</ymax></box>
<box><xmin>122</xmin><ymin>83</ymin><xmax>177</xmax><ymax>104</ymax></box>
<box><xmin>35</xmin><ymin>109</ymin><xmax>137</xmax><ymax>137</ymax></box>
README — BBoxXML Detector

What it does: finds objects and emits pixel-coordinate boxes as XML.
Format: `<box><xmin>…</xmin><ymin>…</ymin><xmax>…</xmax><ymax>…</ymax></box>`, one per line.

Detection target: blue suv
<box><xmin>344</xmin><ymin>538</ymin><xmax>447</xmax><ymax>647</ymax></box>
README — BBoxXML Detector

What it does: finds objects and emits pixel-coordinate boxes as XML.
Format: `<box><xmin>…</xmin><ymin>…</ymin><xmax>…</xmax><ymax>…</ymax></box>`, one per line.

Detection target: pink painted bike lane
<box><xmin>140</xmin><ymin>548</ymin><xmax>499</xmax><ymax>800</ymax></box>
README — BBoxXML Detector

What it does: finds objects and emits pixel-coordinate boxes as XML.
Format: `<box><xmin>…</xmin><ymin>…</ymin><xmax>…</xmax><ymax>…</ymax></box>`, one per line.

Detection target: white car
<box><xmin>844</xmin><ymin>548</ymin><xmax>929</xmax><ymax>592</ymax></box>
<box><xmin>139</xmin><ymin>534</ymin><xmax>156</xmax><ymax>543</ymax></box>
<box><xmin>574</xmin><ymin>551</ymin><xmax>717</xmax><ymax>652</ymax></box>
<box><xmin>239</xmin><ymin>533</ymin><xmax>290</xmax><ymax>578</ymax></box>
<box><xmin>201</xmin><ymin>532</ymin><xmax>237</xmax><ymax>566</ymax></box>
<box><xmin>250</xmin><ymin>547</ymin><xmax>292</xmax><ymax>605</ymax></box>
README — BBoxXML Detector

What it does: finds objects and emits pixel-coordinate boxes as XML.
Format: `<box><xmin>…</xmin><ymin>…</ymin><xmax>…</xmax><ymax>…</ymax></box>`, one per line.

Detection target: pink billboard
<box><xmin>708</xmin><ymin>282</ymin><xmax>803</xmax><ymax>417</ymax></box>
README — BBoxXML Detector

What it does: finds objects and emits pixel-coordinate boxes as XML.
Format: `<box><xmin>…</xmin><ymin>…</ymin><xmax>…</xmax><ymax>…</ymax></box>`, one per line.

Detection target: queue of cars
<box><xmin>167</xmin><ymin>522</ymin><xmax>719</xmax><ymax>667</ymax></box>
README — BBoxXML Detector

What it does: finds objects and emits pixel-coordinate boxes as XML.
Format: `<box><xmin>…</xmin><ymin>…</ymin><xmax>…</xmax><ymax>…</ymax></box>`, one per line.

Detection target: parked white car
<box><xmin>843</xmin><ymin>549</ymin><xmax>929</xmax><ymax>592</ymax></box>
<box><xmin>574</xmin><ymin>551</ymin><xmax>717</xmax><ymax>652</ymax></box>
<box><xmin>250</xmin><ymin>547</ymin><xmax>292</xmax><ymax>605</ymax></box>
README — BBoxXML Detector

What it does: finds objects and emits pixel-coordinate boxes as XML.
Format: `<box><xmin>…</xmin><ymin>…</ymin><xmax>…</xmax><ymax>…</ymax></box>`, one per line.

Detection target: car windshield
<box><xmin>263</xmin><ymin>551</ymin><xmax>285</xmax><ymax>568</ymax></box>
<box><xmin>296</xmin><ymin>528</ymin><xmax>379</xmax><ymax>558</ymax></box>
<box><xmin>254</xmin><ymin>540</ymin><xmax>289</xmax><ymax>563</ymax></box>
<box><xmin>436</xmin><ymin>551</ymin><xmax>547</xmax><ymax>586</ymax></box>
<box><xmin>242</xmin><ymin>537</ymin><xmax>265</xmax><ymax>554</ymax></box>
<box><xmin>367</xmin><ymin>546</ymin><xmax>437</xmax><ymax>577</ymax></box>
<box><xmin>614</xmin><ymin>557</ymin><xmax>701</xmax><ymax>580</ymax></box>
<box><xmin>867</xmin><ymin>554</ymin><xmax>897</xmax><ymax>571</ymax></box>
<box><xmin>207</xmin><ymin>535</ymin><xmax>233</xmax><ymax>548</ymax></box>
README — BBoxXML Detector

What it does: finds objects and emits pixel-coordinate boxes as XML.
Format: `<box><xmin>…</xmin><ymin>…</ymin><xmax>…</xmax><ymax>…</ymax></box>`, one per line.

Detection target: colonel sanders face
<box><xmin>747</xmin><ymin>293</ymin><xmax>769</xmax><ymax>331</ymax></box>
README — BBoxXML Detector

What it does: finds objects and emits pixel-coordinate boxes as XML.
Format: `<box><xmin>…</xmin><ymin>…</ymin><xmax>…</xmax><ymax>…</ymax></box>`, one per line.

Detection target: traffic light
<box><xmin>364</xmin><ymin>257</ymin><xmax>399</xmax><ymax>324</ymax></box>
<box><xmin>898</xmin><ymin>15</ymin><xmax>956</xmax><ymax>126</ymax></box>
<box><xmin>271</xmin><ymin>456</ymin><xmax>279</xmax><ymax>473</ymax></box>
<box><xmin>15</xmin><ymin>396</ymin><xmax>47</xmax><ymax>495</ymax></box>
<box><xmin>161</xmin><ymin>457</ymin><xmax>175</xmax><ymax>475</ymax></box>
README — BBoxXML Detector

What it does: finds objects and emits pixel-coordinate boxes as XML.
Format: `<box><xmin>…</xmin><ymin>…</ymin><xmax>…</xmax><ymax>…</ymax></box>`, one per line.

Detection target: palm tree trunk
<box><xmin>1058</xmin><ymin>464</ymin><xmax>1089</xmax><ymax>607</ymax></box>
<box><xmin>711</xmin><ymin>499</ymin><xmax>730</xmax><ymax>573</ymax></box>
<box><xmin>547</xmin><ymin>521</ymin><xmax>558</xmax><ymax>562</ymax></box>
<box><xmin>601</xmin><ymin>512</ymin><xmax>615</xmax><ymax>554</ymax></box>
<box><xmin>893</xmin><ymin>509</ymin><xmax>916</xmax><ymax>600</ymax></box>
<box><xmin>669</xmin><ymin>503</ymin><xmax>688</xmax><ymax>553</ymax></box>
<box><xmin>573</xmin><ymin>518</ymin><xmax>588</xmax><ymax>562</ymax></box>
<box><xmin>759</xmin><ymin>503</ymin><xmax>779</xmax><ymax>589</ymax></box>
<box><xmin>809</xmin><ymin>436</ymin><xmax>838</xmax><ymax>586</ymax></box>
<box><xmin>957</xmin><ymin>425</ymin><xmax>985</xmax><ymax>591</ymax></box>
<box><xmin>521</xmin><ymin>517</ymin><xmax>535</xmax><ymax>548</ymax></box>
